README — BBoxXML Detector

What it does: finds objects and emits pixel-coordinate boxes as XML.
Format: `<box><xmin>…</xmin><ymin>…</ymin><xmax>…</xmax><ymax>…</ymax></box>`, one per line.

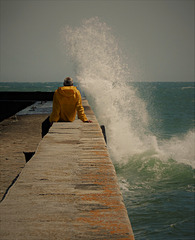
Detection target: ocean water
<box><xmin>116</xmin><ymin>82</ymin><xmax>195</xmax><ymax>240</ymax></box>
<box><xmin>1</xmin><ymin>17</ymin><xmax>194</xmax><ymax>239</ymax></box>
<box><xmin>1</xmin><ymin>81</ymin><xmax>194</xmax><ymax>239</ymax></box>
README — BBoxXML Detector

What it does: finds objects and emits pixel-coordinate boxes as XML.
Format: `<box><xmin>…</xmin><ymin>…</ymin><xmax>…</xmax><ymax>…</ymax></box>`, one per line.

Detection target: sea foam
<box><xmin>61</xmin><ymin>17</ymin><xmax>195</xmax><ymax>168</ymax></box>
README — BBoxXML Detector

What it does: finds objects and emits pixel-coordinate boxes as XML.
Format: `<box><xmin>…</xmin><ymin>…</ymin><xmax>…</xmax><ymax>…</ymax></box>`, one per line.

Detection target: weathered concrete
<box><xmin>0</xmin><ymin>100</ymin><xmax>134</xmax><ymax>239</ymax></box>
<box><xmin>0</xmin><ymin>114</ymin><xmax>49</xmax><ymax>201</ymax></box>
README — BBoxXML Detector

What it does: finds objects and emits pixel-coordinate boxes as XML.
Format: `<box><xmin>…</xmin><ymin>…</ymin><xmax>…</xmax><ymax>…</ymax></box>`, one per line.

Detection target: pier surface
<box><xmin>0</xmin><ymin>114</ymin><xmax>48</xmax><ymax>200</ymax></box>
<box><xmin>0</xmin><ymin>100</ymin><xmax>134</xmax><ymax>239</ymax></box>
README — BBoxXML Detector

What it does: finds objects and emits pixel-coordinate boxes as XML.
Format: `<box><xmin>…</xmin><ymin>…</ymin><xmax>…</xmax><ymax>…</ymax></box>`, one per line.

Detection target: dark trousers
<box><xmin>42</xmin><ymin>116</ymin><xmax>52</xmax><ymax>138</ymax></box>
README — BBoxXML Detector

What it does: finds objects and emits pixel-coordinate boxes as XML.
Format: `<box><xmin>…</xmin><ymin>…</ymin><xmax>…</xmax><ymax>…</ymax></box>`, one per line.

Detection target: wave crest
<box><xmin>61</xmin><ymin>17</ymin><xmax>195</xmax><ymax>168</ymax></box>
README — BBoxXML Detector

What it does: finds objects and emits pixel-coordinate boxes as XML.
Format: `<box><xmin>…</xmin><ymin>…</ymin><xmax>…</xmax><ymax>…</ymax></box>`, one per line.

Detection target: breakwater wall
<box><xmin>0</xmin><ymin>92</ymin><xmax>54</xmax><ymax>121</ymax></box>
<box><xmin>0</xmin><ymin>99</ymin><xmax>134</xmax><ymax>239</ymax></box>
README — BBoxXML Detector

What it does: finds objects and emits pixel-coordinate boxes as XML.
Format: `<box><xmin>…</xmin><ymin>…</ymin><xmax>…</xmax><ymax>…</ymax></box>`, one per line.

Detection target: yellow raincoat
<box><xmin>49</xmin><ymin>86</ymin><xmax>88</xmax><ymax>123</ymax></box>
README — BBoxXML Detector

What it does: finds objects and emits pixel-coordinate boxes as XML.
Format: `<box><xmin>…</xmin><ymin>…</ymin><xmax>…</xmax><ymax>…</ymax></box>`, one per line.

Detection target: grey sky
<box><xmin>0</xmin><ymin>0</ymin><xmax>194</xmax><ymax>82</ymax></box>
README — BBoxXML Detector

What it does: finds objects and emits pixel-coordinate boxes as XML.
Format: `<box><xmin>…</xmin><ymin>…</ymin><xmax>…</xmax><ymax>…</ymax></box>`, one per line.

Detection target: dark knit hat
<box><xmin>63</xmin><ymin>77</ymin><xmax>73</xmax><ymax>86</ymax></box>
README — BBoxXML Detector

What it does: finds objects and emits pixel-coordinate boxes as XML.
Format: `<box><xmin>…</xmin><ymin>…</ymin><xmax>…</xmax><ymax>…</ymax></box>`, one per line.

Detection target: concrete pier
<box><xmin>0</xmin><ymin>100</ymin><xmax>134</xmax><ymax>239</ymax></box>
<box><xmin>0</xmin><ymin>114</ymin><xmax>49</xmax><ymax>201</ymax></box>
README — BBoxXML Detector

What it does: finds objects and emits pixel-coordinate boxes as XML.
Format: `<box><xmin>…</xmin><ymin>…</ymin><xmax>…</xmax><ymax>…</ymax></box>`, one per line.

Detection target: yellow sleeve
<box><xmin>76</xmin><ymin>91</ymin><xmax>88</xmax><ymax>122</ymax></box>
<box><xmin>49</xmin><ymin>91</ymin><xmax>61</xmax><ymax>123</ymax></box>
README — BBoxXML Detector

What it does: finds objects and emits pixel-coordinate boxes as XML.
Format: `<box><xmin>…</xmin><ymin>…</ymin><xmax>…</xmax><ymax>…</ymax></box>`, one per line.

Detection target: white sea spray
<box><xmin>61</xmin><ymin>17</ymin><xmax>195</xmax><ymax>168</ymax></box>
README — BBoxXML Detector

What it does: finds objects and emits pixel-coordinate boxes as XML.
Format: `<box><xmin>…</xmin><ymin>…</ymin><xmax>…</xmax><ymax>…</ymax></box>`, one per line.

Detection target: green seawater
<box><xmin>0</xmin><ymin>81</ymin><xmax>194</xmax><ymax>239</ymax></box>
<box><xmin>116</xmin><ymin>82</ymin><xmax>195</xmax><ymax>240</ymax></box>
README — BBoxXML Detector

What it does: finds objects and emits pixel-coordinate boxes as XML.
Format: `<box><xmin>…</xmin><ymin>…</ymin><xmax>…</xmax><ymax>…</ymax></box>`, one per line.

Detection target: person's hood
<box><xmin>57</xmin><ymin>86</ymin><xmax>77</xmax><ymax>98</ymax></box>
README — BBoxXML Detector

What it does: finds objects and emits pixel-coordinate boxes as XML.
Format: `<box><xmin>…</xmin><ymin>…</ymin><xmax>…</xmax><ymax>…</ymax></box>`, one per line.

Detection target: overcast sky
<box><xmin>0</xmin><ymin>0</ymin><xmax>194</xmax><ymax>82</ymax></box>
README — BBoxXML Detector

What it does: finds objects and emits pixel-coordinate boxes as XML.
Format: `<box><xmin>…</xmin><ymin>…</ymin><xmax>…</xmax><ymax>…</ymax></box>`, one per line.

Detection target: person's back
<box><xmin>49</xmin><ymin>77</ymin><xmax>90</xmax><ymax>123</ymax></box>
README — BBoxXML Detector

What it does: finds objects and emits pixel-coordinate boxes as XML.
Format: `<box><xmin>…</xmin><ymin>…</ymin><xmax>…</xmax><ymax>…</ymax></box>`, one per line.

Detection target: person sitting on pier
<box><xmin>42</xmin><ymin>77</ymin><xmax>91</xmax><ymax>137</ymax></box>
<box><xmin>49</xmin><ymin>77</ymin><xmax>92</xmax><ymax>124</ymax></box>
